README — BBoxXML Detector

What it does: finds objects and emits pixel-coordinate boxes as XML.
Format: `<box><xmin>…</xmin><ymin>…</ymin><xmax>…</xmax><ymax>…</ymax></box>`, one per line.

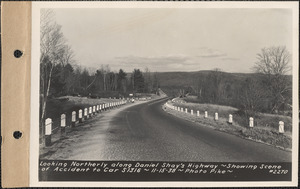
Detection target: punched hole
<box><xmin>13</xmin><ymin>131</ymin><xmax>22</xmax><ymax>139</ymax></box>
<box><xmin>14</xmin><ymin>50</ymin><xmax>23</xmax><ymax>58</ymax></box>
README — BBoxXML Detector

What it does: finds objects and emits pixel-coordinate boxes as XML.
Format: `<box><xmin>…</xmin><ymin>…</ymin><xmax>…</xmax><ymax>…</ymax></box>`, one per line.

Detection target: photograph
<box><xmin>29</xmin><ymin>1</ymin><xmax>298</xmax><ymax>187</ymax></box>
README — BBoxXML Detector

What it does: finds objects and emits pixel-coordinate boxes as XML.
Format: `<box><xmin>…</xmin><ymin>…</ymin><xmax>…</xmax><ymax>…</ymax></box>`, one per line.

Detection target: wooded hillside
<box><xmin>157</xmin><ymin>70</ymin><xmax>292</xmax><ymax>116</ymax></box>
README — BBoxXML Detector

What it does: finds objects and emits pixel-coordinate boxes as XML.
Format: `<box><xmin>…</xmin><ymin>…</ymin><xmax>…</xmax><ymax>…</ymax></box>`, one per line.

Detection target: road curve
<box><xmin>54</xmin><ymin>98</ymin><xmax>291</xmax><ymax>162</ymax></box>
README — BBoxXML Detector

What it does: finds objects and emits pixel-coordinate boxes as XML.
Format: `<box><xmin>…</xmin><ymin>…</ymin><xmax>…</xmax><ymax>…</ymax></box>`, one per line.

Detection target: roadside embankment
<box><xmin>163</xmin><ymin>98</ymin><xmax>292</xmax><ymax>151</ymax></box>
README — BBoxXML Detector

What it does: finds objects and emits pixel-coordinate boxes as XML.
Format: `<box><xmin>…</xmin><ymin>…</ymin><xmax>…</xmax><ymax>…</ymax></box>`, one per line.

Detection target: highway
<box><xmin>49</xmin><ymin>98</ymin><xmax>291</xmax><ymax>162</ymax></box>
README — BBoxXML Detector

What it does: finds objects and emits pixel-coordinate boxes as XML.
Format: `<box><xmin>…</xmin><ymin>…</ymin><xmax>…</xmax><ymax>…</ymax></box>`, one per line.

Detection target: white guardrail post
<box><xmin>72</xmin><ymin>111</ymin><xmax>76</xmax><ymax>127</ymax></box>
<box><xmin>84</xmin><ymin>108</ymin><xmax>88</xmax><ymax>119</ymax></box>
<box><xmin>79</xmin><ymin>109</ymin><xmax>83</xmax><ymax>123</ymax></box>
<box><xmin>61</xmin><ymin>114</ymin><xmax>66</xmax><ymax>134</ymax></box>
<box><xmin>89</xmin><ymin>107</ymin><xmax>92</xmax><ymax>117</ymax></box>
<box><xmin>279</xmin><ymin>121</ymin><xmax>284</xmax><ymax>134</ymax></box>
<box><xmin>214</xmin><ymin>113</ymin><xmax>218</xmax><ymax>121</ymax></box>
<box><xmin>45</xmin><ymin>118</ymin><xmax>52</xmax><ymax>146</ymax></box>
<box><xmin>228</xmin><ymin>114</ymin><xmax>233</xmax><ymax>124</ymax></box>
<box><xmin>204</xmin><ymin>111</ymin><xmax>208</xmax><ymax>118</ymax></box>
<box><xmin>249</xmin><ymin>117</ymin><xmax>254</xmax><ymax>128</ymax></box>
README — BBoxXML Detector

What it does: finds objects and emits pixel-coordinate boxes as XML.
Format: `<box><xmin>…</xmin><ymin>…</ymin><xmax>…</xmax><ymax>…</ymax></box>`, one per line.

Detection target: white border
<box><xmin>30</xmin><ymin>1</ymin><xmax>299</xmax><ymax>187</ymax></box>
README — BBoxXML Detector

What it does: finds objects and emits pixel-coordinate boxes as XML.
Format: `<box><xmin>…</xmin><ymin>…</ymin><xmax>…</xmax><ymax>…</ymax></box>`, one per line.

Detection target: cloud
<box><xmin>197</xmin><ymin>47</ymin><xmax>227</xmax><ymax>58</ymax></box>
<box><xmin>115</xmin><ymin>55</ymin><xmax>189</xmax><ymax>65</ymax></box>
<box><xmin>221</xmin><ymin>57</ymin><xmax>240</xmax><ymax>61</ymax></box>
<box><xmin>114</xmin><ymin>54</ymin><xmax>200</xmax><ymax>71</ymax></box>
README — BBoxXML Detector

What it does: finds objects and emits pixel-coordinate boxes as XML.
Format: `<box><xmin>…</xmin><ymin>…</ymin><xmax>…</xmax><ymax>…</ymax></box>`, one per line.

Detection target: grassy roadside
<box><xmin>163</xmin><ymin>99</ymin><xmax>292</xmax><ymax>150</ymax></box>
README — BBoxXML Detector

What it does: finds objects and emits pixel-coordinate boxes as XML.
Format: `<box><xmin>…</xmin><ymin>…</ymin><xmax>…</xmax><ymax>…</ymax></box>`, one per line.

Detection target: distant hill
<box><xmin>155</xmin><ymin>70</ymin><xmax>292</xmax><ymax>97</ymax></box>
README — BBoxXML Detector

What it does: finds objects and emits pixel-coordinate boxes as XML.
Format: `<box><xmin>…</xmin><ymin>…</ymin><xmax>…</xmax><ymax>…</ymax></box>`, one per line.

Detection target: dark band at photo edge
<box><xmin>39</xmin><ymin>160</ymin><xmax>292</xmax><ymax>181</ymax></box>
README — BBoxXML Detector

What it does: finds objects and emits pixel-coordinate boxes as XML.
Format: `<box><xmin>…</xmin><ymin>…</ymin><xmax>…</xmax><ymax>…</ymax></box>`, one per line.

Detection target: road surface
<box><xmin>45</xmin><ymin>98</ymin><xmax>291</xmax><ymax>162</ymax></box>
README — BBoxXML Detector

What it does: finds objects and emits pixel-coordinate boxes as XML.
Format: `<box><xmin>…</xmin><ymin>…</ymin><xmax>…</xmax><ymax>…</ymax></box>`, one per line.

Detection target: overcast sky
<box><xmin>52</xmin><ymin>8</ymin><xmax>292</xmax><ymax>73</ymax></box>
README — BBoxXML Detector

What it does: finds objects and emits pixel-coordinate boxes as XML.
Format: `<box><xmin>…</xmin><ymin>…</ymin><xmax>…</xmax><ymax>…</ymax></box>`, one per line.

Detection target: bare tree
<box><xmin>40</xmin><ymin>9</ymin><xmax>71</xmax><ymax>135</ymax></box>
<box><xmin>240</xmin><ymin>78</ymin><xmax>265</xmax><ymax>116</ymax></box>
<box><xmin>144</xmin><ymin>67</ymin><xmax>152</xmax><ymax>93</ymax></box>
<box><xmin>202</xmin><ymin>68</ymin><xmax>223</xmax><ymax>103</ymax></box>
<box><xmin>99</xmin><ymin>64</ymin><xmax>110</xmax><ymax>91</ymax></box>
<box><xmin>254</xmin><ymin>46</ymin><xmax>290</xmax><ymax>75</ymax></box>
<box><xmin>253</xmin><ymin>46</ymin><xmax>291</xmax><ymax>113</ymax></box>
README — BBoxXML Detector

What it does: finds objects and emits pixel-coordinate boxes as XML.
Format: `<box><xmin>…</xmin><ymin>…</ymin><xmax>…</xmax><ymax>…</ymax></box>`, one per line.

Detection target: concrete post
<box><xmin>181</xmin><ymin>108</ymin><xmax>183</xmax><ymax>112</ymax></box>
<box><xmin>72</xmin><ymin>111</ymin><xmax>76</xmax><ymax>127</ymax></box>
<box><xmin>279</xmin><ymin>121</ymin><xmax>284</xmax><ymax>134</ymax></box>
<box><xmin>89</xmin><ymin>107</ymin><xmax>92</xmax><ymax>116</ymax></box>
<box><xmin>84</xmin><ymin>108</ymin><xmax>87</xmax><ymax>119</ymax></box>
<box><xmin>191</xmin><ymin>110</ymin><xmax>194</xmax><ymax>115</ymax></box>
<box><xmin>214</xmin><ymin>113</ymin><xmax>218</xmax><ymax>121</ymax></box>
<box><xmin>93</xmin><ymin>106</ymin><xmax>96</xmax><ymax>115</ymax></box>
<box><xmin>228</xmin><ymin>114</ymin><xmax>233</xmax><ymax>124</ymax></box>
<box><xmin>185</xmin><ymin>108</ymin><xmax>188</xmax><ymax>113</ymax></box>
<box><xmin>197</xmin><ymin>111</ymin><xmax>200</xmax><ymax>117</ymax></box>
<box><xmin>249</xmin><ymin>117</ymin><xmax>254</xmax><ymax>128</ymax></box>
<box><xmin>61</xmin><ymin>114</ymin><xmax>66</xmax><ymax>134</ymax></box>
<box><xmin>79</xmin><ymin>109</ymin><xmax>83</xmax><ymax>123</ymax></box>
<box><xmin>204</xmin><ymin>111</ymin><xmax>208</xmax><ymax>118</ymax></box>
<box><xmin>45</xmin><ymin>118</ymin><xmax>52</xmax><ymax>146</ymax></box>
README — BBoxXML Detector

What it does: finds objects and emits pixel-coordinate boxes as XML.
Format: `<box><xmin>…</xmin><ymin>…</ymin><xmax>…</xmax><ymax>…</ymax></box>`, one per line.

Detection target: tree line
<box><xmin>179</xmin><ymin>46</ymin><xmax>292</xmax><ymax>116</ymax></box>
<box><xmin>43</xmin><ymin>63</ymin><xmax>160</xmax><ymax>98</ymax></box>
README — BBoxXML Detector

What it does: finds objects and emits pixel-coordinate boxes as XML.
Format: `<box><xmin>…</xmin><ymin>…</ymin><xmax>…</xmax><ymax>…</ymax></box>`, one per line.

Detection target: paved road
<box><xmin>50</xmin><ymin>98</ymin><xmax>291</xmax><ymax>162</ymax></box>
